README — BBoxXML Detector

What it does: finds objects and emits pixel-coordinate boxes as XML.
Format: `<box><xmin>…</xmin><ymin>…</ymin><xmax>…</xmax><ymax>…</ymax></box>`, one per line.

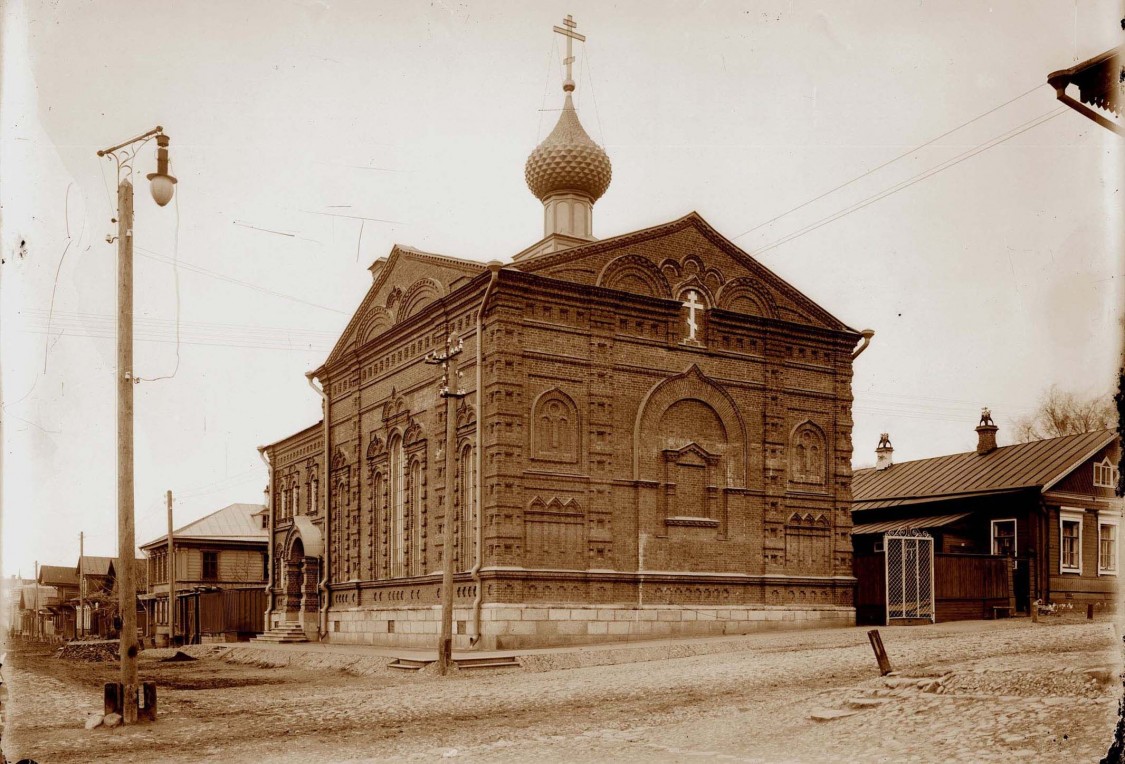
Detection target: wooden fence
<box><xmin>856</xmin><ymin>552</ymin><xmax>1011</xmax><ymax>625</ymax></box>
<box><xmin>178</xmin><ymin>588</ymin><xmax>267</xmax><ymax>643</ymax></box>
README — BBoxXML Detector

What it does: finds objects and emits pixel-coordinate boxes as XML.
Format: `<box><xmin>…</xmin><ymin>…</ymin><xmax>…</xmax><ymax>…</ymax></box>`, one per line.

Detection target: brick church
<box><xmin>258</xmin><ymin>18</ymin><xmax>869</xmax><ymax>648</ymax></box>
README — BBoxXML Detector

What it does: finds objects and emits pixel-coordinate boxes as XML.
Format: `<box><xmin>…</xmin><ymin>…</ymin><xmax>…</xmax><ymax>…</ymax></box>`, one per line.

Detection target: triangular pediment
<box><xmin>321</xmin><ymin>245</ymin><xmax>486</xmax><ymax>369</ymax></box>
<box><xmin>513</xmin><ymin>212</ymin><xmax>853</xmax><ymax>331</ymax></box>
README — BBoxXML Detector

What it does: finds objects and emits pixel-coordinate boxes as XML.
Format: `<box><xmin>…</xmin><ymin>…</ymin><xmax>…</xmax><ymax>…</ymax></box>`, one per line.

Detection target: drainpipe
<box><xmin>851</xmin><ymin>329</ymin><xmax>875</xmax><ymax>360</ymax></box>
<box><xmin>258</xmin><ymin>446</ymin><xmax>273</xmax><ymax>632</ymax></box>
<box><xmin>470</xmin><ymin>261</ymin><xmax>504</xmax><ymax>646</ymax></box>
<box><xmin>307</xmin><ymin>371</ymin><xmax>331</xmax><ymax>639</ymax></box>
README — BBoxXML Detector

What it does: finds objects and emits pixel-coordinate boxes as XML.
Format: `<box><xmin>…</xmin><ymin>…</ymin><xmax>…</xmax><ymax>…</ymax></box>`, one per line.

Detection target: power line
<box><xmin>133</xmin><ymin>246</ymin><xmax>348</xmax><ymax>315</ymax></box>
<box><xmin>732</xmin><ymin>84</ymin><xmax>1045</xmax><ymax>240</ymax></box>
<box><xmin>749</xmin><ymin>107</ymin><xmax>1067</xmax><ymax>258</ymax></box>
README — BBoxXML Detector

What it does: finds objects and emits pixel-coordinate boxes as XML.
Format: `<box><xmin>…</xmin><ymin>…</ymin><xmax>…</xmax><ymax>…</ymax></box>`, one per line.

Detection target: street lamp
<box><xmin>96</xmin><ymin>125</ymin><xmax>177</xmax><ymax>724</ymax></box>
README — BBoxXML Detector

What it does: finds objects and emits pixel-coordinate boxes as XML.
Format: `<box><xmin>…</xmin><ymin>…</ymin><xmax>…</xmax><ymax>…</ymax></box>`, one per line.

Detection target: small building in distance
<box><xmin>852</xmin><ymin>414</ymin><xmax>1121</xmax><ymax>618</ymax></box>
<box><xmin>36</xmin><ymin>564</ymin><xmax>79</xmax><ymax>640</ymax></box>
<box><xmin>140</xmin><ymin>502</ymin><xmax>268</xmax><ymax>644</ymax></box>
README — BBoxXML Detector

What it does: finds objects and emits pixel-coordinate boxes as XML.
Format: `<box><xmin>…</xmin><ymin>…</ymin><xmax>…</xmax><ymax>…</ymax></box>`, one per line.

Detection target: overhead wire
<box><xmin>732</xmin><ymin>83</ymin><xmax>1046</xmax><ymax>241</ymax></box>
<box><xmin>748</xmin><ymin>107</ymin><xmax>1068</xmax><ymax>258</ymax></box>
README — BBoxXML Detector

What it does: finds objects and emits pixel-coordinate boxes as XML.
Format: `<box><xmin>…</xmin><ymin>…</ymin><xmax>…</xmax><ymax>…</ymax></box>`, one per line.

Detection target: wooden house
<box><xmin>852</xmin><ymin>414</ymin><xmax>1121</xmax><ymax>622</ymax></box>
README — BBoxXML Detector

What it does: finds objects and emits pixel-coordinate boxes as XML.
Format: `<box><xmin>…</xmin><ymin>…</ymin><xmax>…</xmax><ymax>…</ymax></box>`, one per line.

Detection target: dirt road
<box><xmin>2</xmin><ymin>617</ymin><xmax>1120</xmax><ymax>762</ymax></box>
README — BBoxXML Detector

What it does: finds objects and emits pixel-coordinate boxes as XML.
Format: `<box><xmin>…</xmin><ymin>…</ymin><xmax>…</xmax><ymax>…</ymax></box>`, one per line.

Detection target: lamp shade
<box><xmin>147</xmin><ymin>172</ymin><xmax>177</xmax><ymax>207</ymax></box>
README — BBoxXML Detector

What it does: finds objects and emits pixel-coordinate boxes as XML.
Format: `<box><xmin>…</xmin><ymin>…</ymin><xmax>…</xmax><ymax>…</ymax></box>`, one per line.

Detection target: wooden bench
<box><xmin>992</xmin><ymin>605</ymin><xmax>1013</xmax><ymax>619</ymax></box>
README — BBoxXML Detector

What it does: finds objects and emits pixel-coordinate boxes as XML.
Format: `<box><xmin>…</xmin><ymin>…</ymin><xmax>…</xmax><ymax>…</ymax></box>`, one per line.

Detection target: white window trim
<box><xmin>1094</xmin><ymin>458</ymin><xmax>1120</xmax><ymax>489</ymax></box>
<box><xmin>1059</xmin><ymin>508</ymin><xmax>1084</xmax><ymax>575</ymax></box>
<box><xmin>990</xmin><ymin>518</ymin><xmax>1017</xmax><ymax>556</ymax></box>
<box><xmin>1097</xmin><ymin>513</ymin><xmax>1119</xmax><ymax>576</ymax></box>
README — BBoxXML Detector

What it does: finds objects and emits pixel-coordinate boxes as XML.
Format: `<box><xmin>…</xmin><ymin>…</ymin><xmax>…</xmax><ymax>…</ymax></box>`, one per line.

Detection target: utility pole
<box><xmin>167</xmin><ymin>490</ymin><xmax>175</xmax><ymax>647</ymax></box>
<box><xmin>425</xmin><ymin>333</ymin><xmax>466</xmax><ymax>675</ymax></box>
<box><xmin>79</xmin><ymin>531</ymin><xmax>84</xmax><ymax>639</ymax></box>
<box><xmin>97</xmin><ymin>125</ymin><xmax>176</xmax><ymax>725</ymax></box>
<box><xmin>34</xmin><ymin>560</ymin><xmax>39</xmax><ymax>641</ymax></box>
<box><xmin>115</xmin><ymin>176</ymin><xmax>140</xmax><ymax>723</ymax></box>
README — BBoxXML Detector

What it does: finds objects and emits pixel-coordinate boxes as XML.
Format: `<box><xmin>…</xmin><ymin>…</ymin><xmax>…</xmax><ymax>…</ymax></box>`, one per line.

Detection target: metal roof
<box><xmin>853</xmin><ymin>429</ymin><xmax>1117</xmax><ymax>511</ymax></box>
<box><xmin>38</xmin><ymin>565</ymin><xmax>78</xmax><ymax>587</ymax></box>
<box><xmin>852</xmin><ymin>513</ymin><xmax>972</xmax><ymax>536</ymax></box>
<box><xmin>77</xmin><ymin>556</ymin><xmax>114</xmax><ymax>577</ymax></box>
<box><xmin>140</xmin><ymin>502</ymin><xmax>267</xmax><ymax>549</ymax></box>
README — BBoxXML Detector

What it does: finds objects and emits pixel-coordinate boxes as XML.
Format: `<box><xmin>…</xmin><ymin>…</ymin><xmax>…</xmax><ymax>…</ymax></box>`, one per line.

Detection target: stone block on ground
<box><xmin>103</xmin><ymin>713</ymin><xmax>122</xmax><ymax>728</ymax></box>
<box><xmin>84</xmin><ymin>713</ymin><xmax>104</xmax><ymax>729</ymax></box>
<box><xmin>809</xmin><ymin>708</ymin><xmax>859</xmax><ymax>721</ymax></box>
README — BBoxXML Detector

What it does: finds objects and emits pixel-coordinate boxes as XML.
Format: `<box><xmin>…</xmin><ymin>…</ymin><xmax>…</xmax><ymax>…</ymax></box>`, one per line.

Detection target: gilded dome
<box><xmin>525</xmin><ymin>94</ymin><xmax>612</xmax><ymax>202</ymax></box>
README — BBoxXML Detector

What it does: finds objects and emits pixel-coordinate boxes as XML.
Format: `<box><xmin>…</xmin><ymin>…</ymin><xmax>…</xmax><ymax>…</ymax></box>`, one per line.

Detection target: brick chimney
<box><xmin>875</xmin><ymin>433</ymin><xmax>894</xmax><ymax>471</ymax></box>
<box><xmin>975</xmin><ymin>407</ymin><xmax>998</xmax><ymax>454</ymax></box>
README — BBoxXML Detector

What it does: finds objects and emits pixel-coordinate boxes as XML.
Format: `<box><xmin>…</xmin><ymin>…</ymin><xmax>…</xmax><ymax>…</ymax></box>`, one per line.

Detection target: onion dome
<box><xmin>525</xmin><ymin>92</ymin><xmax>612</xmax><ymax>202</ymax></box>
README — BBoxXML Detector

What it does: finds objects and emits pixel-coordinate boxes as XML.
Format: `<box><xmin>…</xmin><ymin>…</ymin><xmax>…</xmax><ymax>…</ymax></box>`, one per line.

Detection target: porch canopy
<box><xmin>852</xmin><ymin>512</ymin><xmax>971</xmax><ymax>536</ymax></box>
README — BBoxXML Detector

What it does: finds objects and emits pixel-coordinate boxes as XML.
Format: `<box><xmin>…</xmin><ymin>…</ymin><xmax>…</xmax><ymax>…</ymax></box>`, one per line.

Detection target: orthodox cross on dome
<box><xmin>553</xmin><ymin>14</ymin><xmax>586</xmax><ymax>90</ymax></box>
<box><xmin>683</xmin><ymin>290</ymin><xmax>703</xmax><ymax>342</ymax></box>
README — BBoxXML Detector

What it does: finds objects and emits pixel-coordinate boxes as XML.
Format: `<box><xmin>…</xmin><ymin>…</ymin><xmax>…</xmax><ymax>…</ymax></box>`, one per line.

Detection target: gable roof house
<box><xmin>852</xmin><ymin>414</ymin><xmax>1121</xmax><ymax>618</ymax></box>
<box><xmin>258</xmin><ymin>18</ymin><xmax>873</xmax><ymax>649</ymax></box>
<box><xmin>140</xmin><ymin>502</ymin><xmax>268</xmax><ymax>644</ymax></box>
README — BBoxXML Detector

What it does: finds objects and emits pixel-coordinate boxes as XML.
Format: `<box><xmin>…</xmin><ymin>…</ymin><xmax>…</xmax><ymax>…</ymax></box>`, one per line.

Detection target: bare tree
<box><xmin>1010</xmin><ymin>386</ymin><xmax>1117</xmax><ymax>442</ymax></box>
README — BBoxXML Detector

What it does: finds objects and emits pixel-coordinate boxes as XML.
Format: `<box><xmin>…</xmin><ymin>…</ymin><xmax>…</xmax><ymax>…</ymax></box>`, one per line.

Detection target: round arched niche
<box><xmin>633</xmin><ymin>364</ymin><xmax>747</xmax><ymax>486</ymax></box>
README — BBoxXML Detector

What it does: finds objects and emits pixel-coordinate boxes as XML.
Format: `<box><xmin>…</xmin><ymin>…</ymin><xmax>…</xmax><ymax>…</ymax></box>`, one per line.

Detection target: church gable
<box><xmin>514</xmin><ymin>213</ymin><xmax>850</xmax><ymax>330</ymax></box>
<box><xmin>323</xmin><ymin>246</ymin><xmax>485</xmax><ymax>367</ymax></box>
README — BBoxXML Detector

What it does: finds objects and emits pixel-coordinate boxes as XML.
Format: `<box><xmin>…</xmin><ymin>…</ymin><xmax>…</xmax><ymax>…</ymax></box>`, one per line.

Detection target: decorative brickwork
<box><xmin>263</xmin><ymin>213</ymin><xmax>862</xmax><ymax>647</ymax></box>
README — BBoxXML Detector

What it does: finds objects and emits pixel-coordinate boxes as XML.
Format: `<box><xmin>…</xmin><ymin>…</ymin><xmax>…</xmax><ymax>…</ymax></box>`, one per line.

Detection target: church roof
<box><xmin>525</xmin><ymin>93</ymin><xmax>612</xmax><ymax>202</ymax></box>
<box><xmin>140</xmin><ymin>502</ymin><xmax>268</xmax><ymax>549</ymax></box>
<box><xmin>513</xmin><ymin>211</ymin><xmax>857</xmax><ymax>333</ymax></box>
<box><xmin>852</xmin><ymin>429</ymin><xmax>1118</xmax><ymax>511</ymax></box>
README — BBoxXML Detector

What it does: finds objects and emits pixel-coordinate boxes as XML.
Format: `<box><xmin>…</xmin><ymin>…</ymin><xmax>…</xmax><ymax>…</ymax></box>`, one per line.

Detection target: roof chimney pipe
<box><xmin>976</xmin><ymin>407</ymin><xmax>998</xmax><ymax>454</ymax></box>
<box><xmin>875</xmin><ymin>433</ymin><xmax>894</xmax><ymax>471</ymax></box>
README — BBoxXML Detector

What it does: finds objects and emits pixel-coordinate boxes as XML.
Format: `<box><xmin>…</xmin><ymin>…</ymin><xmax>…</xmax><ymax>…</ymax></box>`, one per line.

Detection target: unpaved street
<box><xmin>2</xmin><ymin>617</ymin><xmax>1120</xmax><ymax>763</ymax></box>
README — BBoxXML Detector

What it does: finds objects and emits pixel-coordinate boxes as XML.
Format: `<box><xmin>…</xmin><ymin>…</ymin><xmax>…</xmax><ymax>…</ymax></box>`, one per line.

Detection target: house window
<box><xmin>1060</xmin><ymin>510</ymin><xmax>1083</xmax><ymax>574</ymax></box>
<box><xmin>203</xmin><ymin>551</ymin><xmax>220</xmax><ymax>581</ymax></box>
<box><xmin>1099</xmin><ymin>516</ymin><xmax>1118</xmax><ymax>576</ymax></box>
<box><xmin>991</xmin><ymin>519</ymin><xmax>1017</xmax><ymax>557</ymax></box>
<box><xmin>262</xmin><ymin>553</ymin><xmax>269</xmax><ymax>582</ymax></box>
<box><xmin>1094</xmin><ymin>458</ymin><xmax>1120</xmax><ymax>489</ymax></box>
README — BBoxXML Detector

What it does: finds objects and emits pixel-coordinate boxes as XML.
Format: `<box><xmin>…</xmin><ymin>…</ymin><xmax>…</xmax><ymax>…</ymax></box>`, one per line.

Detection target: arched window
<box><xmin>290</xmin><ymin>482</ymin><xmax>299</xmax><ymax>517</ymax></box>
<box><xmin>789</xmin><ymin>423</ymin><xmax>826</xmax><ymax>485</ymax></box>
<box><xmin>459</xmin><ymin>444</ymin><xmax>475</xmax><ymax>571</ymax></box>
<box><xmin>532</xmin><ymin>389</ymin><xmax>579</xmax><ymax>463</ymax></box>
<box><xmin>409</xmin><ymin>458</ymin><xmax>422</xmax><ymax>576</ymax></box>
<box><xmin>371</xmin><ymin>471</ymin><xmax>384</xmax><ymax>578</ymax></box>
<box><xmin>389</xmin><ymin>435</ymin><xmax>406</xmax><ymax>577</ymax></box>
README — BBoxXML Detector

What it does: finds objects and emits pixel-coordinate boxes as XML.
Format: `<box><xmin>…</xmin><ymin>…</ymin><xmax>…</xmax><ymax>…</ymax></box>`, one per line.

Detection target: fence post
<box><xmin>867</xmin><ymin>629</ymin><xmax>893</xmax><ymax>675</ymax></box>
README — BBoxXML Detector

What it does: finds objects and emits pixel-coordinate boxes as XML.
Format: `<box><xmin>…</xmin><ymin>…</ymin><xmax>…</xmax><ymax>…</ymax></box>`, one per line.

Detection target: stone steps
<box><xmin>251</xmin><ymin>623</ymin><xmax>309</xmax><ymax>644</ymax></box>
<box><xmin>387</xmin><ymin>655</ymin><xmax>521</xmax><ymax>672</ymax></box>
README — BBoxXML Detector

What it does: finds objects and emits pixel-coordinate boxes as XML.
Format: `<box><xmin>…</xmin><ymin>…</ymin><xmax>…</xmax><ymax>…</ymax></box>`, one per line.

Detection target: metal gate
<box><xmin>885</xmin><ymin>531</ymin><xmax>934</xmax><ymax>624</ymax></box>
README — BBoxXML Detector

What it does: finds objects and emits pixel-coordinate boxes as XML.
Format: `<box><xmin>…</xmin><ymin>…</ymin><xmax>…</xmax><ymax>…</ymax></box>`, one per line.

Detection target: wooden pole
<box><xmin>426</xmin><ymin>334</ymin><xmax>465</xmax><ymax>675</ymax></box>
<box><xmin>116</xmin><ymin>178</ymin><xmax>139</xmax><ymax>723</ymax></box>
<box><xmin>867</xmin><ymin>629</ymin><xmax>893</xmax><ymax>676</ymax></box>
<box><xmin>167</xmin><ymin>490</ymin><xmax>175</xmax><ymax>647</ymax></box>
<box><xmin>34</xmin><ymin>560</ymin><xmax>39</xmax><ymax>641</ymax></box>
<box><xmin>79</xmin><ymin>531</ymin><xmax>84</xmax><ymax>638</ymax></box>
<box><xmin>438</xmin><ymin>346</ymin><xmax>460</xmax><ymax>675</ymax></box>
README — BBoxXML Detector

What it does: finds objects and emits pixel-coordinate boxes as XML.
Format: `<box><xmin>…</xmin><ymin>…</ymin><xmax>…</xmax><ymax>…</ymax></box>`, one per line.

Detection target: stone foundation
<box><xmin>325</xmin><ymin>603</ymin><xmax>855</xmax><ymax>649</ymax></box>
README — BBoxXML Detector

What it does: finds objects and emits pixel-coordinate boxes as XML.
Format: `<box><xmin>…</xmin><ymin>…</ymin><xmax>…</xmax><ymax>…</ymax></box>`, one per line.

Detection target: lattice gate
<box><xmin>885</xmin><ymin>531</ymin><xmax>935</xmax><ymax>624</ymax></box>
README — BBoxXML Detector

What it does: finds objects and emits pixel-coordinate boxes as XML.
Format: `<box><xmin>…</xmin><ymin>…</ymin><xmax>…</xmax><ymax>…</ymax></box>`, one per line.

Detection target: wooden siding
<box><xmin>855</xmin><ymin>552</ymin><xmax>1010</xmax><ymax>625</ymax></box>
<box><xmin>1052</xmin><ymin>442</ymin><xmax>1120</xmax><ymax>497</ymax></box>
<box><xmin>1047</xmin><ymin>505</ymin><xmax>1118</xmax><ymax>603</ymax></box>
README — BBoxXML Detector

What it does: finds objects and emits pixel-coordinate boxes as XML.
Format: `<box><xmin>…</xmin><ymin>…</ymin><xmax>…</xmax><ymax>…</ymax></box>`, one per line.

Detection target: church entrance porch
<box><xmin>272</xmin><ymin>520</ymin><xmax>324</xmax><ymax>641</ymax></box>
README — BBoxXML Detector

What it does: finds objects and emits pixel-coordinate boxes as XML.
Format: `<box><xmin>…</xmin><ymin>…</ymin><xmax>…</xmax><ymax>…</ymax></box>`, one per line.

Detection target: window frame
<box><xmin>202</xmin><ymin>550</ymin><xmax>220</xmax><ymax>582</ymax></box>
<box><xmin>990</xmin><ymin>518</ymin><xmax>1017</xmax><ymax>557</ymax></box>
<box><xmin>1059</xmin><ymin>508</ymin><xmax>1084</xmax><ymax>575</ymax></box>
<box><xmin>1098</xmin><ymin>513</ymin><xmax>1119</xmax><ymax>576</ymax></box>
<box><xmin>1094</xmin><ymin>458</ymin><xmax>1120</xmax><ymax>489</ymax></box>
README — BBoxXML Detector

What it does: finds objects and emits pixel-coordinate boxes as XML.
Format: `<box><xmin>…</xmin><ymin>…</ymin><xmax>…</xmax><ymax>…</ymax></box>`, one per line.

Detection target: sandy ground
<box><xmin>2</xmin><ymin>616</ymin><xmax>1121</xmax><ymax>763</ymax></box>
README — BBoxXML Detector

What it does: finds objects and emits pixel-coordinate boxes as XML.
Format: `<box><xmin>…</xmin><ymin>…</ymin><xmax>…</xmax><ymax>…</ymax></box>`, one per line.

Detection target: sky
<box><xmin>1</xmin><ymin>0</ymin><xmax>1122</xmax><ymax>578</ymax></box>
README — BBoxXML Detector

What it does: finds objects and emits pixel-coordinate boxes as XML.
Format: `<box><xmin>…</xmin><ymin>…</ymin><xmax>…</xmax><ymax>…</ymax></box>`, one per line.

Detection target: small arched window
<box><xmin>409</xmin><ymin>458</ymin><xmax>423</xmax><ymax>576</ymax></box>
<box><xmin>389</xmin><ymin>435</ymin><xmax>406</xmax><ymax>577</ymax></box>
<box><xmin>789</xmin><ymin>423</ymin><xmax>826</xmax><ymax>485</ymax></box>
<box><xmin>532</xmin><ymin>389</ymin><xmax>579</xmax><ymax>463</ymax></box>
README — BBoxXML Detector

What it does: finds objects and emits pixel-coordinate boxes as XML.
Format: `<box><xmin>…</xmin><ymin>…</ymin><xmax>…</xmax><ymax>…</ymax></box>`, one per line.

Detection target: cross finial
<box><xmin>553</xmin><ymin>14</ymin><xmax>586</xmax><ymax>92</ymax></box>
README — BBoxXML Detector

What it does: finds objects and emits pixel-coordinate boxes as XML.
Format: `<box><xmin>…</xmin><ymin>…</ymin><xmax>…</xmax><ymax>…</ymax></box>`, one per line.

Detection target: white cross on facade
<box><xmin>683</xmin><ymin>290</ymin><xmax>703</xmax><ymax>341</ymax></box>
